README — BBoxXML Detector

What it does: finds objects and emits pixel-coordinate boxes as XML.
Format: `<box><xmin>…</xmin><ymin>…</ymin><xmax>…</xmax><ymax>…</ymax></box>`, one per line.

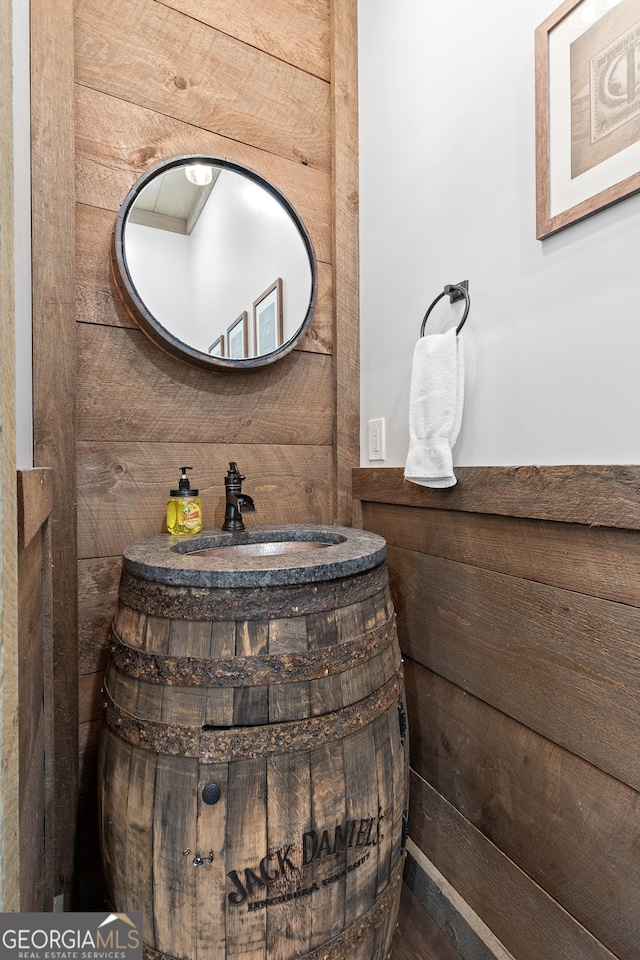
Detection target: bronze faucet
<box><xmin>222</xmin><ymin>462</ymin><xmax>256</xmax><ymax>532</ymax></box>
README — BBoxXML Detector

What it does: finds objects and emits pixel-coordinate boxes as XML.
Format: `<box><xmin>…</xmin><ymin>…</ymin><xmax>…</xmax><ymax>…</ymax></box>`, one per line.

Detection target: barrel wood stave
<box><xmin>100</xmin><ymin>553</ymin><xmax>408</xmax><ymax>960</ymax></box>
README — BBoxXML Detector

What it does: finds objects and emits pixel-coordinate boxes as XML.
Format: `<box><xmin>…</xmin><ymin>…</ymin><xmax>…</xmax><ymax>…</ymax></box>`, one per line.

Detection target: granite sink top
<box><xmin>122</xmin><ymin>524</ymin><xmax>387</xmax><ymax>588</ymax></box>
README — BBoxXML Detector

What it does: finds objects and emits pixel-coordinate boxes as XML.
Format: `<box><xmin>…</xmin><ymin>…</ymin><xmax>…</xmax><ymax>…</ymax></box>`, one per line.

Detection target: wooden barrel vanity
<box><xmin>99</xmin><ymin>524</ymin><xmax>409</xmax><ymax>960</ymax></box>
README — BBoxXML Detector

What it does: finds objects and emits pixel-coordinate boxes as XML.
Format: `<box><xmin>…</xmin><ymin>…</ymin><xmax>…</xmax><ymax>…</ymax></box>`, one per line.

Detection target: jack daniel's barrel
<box><xmin>99</xmin><ymin>525</ymin><xmax>409</xmax><ymax>960</ymax></box>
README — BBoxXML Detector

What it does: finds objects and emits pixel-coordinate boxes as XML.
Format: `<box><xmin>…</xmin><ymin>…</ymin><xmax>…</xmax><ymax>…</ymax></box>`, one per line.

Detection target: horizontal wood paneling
<box><xmin>76</xmin><ymin>324</ymin><xmax>334</xmax><ymax>445</ymax></box>
<box><xmin>76</xmin><ymin>271</ymin><xmax>333</xmax><ymax>357</ymax></box>
<box><xmin>76</xmin><ymin>282</ymin><xmax>133</xmax><ymax>330</ymax></box>
<box><xmin>388</xmin><ymin>544</ymin><xmax>640</xmax><ymax>791</ymax></box>
<box><xmin>165</xmin><ymin>0</ymin><xmax>330</xmax><ymax>81</ymax></box>
<box><xmin>405</xmin><ymin>660</ymin><xmax>640</xmax><ymax>960</ymax></box>
<box><xmin>363</xmin><ymin>501</ymin><xmax>640</xmax><ymax>607</ymax></box>
<box><xmin>354</xmin><ymin>465</ymin><xmax>640</xmax><ymax>530</ymax></box>
<box><xmin>72</xmin><ymin>58</ymin><xmax>335</xmax><ymax>387</ymax></box>
<box><xmin>77</xmin><ymin>442</ymin><xmax>334</xmax><ymax>559</ymax></box>
<box><xmin>409</xmin><ymin>772</ymin><xmax>617</xmax><ymax>960</ymax></box>
<box><xmin>355</xmin><ymin>465</ymin><xmax>640</xmax><ymax>959</ymax></box>
<box><xmin>78</xmin><ymin>556</ymin><xmax>123</xmax><ymax>676</ymax></box>
<box><xmin>74</xmin><ymin>0</ymin><xmax>331</xmax><ymax>171</ymax></box>
<box><xmin>76</xmin><ymin>284</ymin><xmax>132</xmax><ymax>330</ymax></box>
<box><xmin>74</xmin><ymin>203</ymin><xmax>332</xmax><ymax>354</ymax></box>
<box><xmin>76</xmin><ymin>164</ymin><xmax>331</xmax><ymax>268</ymax></box>
<box><xmin>76</xmin><ymin>201</ymin><xmax>330</xmax><ymax>296</ymax></box>
<box><xmin>74</xmin><ymin>86</ymin><xmax>332</xmax><ymax>247</ymax></box>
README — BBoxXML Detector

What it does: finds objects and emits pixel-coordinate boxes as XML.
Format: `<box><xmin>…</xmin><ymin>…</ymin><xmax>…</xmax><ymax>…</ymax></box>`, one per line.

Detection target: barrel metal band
<box><xmin>118</xmin><ymin>564</ymin><xmax>389</xmax><ymax>621</ymax></box>
<box><xmin>109</xmin><ymin>614</ymin><xmax>397</xmax><ymax>687</ymax></box>
<box><xmin>141</xmin><ymin>854</ymin><xmax>404</xmax><ymax>960</ymax></box>
<box><xmin>103</xmin><ymin>670</ymin><xmax>402</xmax><ymax>762</ymax></box>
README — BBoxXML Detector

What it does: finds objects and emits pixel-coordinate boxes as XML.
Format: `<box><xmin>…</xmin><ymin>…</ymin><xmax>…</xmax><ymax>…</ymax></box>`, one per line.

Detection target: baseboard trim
<box><xmin>404</xmin><ymin>839</ymin><xmax>515</xmax><ymax>960</ymax></box>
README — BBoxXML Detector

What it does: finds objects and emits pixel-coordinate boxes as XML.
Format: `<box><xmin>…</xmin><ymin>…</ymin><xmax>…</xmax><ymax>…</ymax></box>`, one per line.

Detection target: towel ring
<box><xmin>420</xmin><ymin>281</ymin><xmax>470</xmax><ymax>337</ymax></box>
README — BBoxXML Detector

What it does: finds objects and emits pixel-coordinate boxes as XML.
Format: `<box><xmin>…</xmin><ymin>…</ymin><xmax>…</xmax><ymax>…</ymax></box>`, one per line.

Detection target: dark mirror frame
<box><xmin>110</xmin><ymin>154</ymin><xmax>318</xmax><ymax>371</ymax></box>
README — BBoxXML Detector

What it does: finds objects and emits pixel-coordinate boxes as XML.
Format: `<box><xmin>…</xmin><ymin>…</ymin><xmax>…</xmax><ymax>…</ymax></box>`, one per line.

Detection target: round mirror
<box><xmin>111</xmin><ymin>155</ymin><xmax>317</xmax><ymax>370</ymax></box>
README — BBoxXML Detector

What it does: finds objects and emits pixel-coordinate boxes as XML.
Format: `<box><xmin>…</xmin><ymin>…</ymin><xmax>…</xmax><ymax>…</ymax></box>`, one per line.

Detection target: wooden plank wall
<box><xmin>63</xmin><ymin>0</ymin><xmax>358</xmax><ymax>903</ymax></box>
<box><xmin>0</xmin><ymin>0</ymin><xmax>19</xmax><ymax>908</ymax></box>
<box><xmin>17</xmin><ymin>469</ymin><xmax>54</xmax><ymax>910</ymax></box>
<box><xmin>353</xmin><ymin>466</ymin><xmax>640</xmax><ymax>960</ymax></box>
<box><xmin>31</xmin><ymin>0</ymin><xmax>78</xmax><ymax>906</ymax></box>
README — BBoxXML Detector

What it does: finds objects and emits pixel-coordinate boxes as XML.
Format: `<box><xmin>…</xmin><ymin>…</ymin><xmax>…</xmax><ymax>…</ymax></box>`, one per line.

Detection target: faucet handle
<box><xmin>226</xmin><ymin>462</ymin><xmax>245</xmax><ymax>484</ymax></box>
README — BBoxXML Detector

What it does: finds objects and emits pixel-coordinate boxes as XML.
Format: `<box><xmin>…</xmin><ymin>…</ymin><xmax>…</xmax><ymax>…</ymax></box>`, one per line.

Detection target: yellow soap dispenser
<box><xmin>167</xmin><ymin>467</ymin><xmax>203</xmax><ymax>535</ymax></box>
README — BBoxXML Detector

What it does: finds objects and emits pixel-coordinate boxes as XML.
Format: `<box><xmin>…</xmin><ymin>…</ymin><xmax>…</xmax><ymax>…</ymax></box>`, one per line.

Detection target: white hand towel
<box><xmin>404</xmin><ymin>328</ymin><xmax>464</xmax><ymax>488</ymax></box>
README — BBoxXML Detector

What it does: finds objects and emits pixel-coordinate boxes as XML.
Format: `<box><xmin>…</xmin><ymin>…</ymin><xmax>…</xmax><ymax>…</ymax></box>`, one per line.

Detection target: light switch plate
<box><xmin>368</xmin><ymin>418</ymin><xmax>385</xmax><ymax>461</ymax></box>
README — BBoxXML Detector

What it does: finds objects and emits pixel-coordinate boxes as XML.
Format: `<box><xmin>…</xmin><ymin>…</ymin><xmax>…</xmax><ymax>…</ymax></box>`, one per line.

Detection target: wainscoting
<box><xmin>354</xmin><ymin>465</ymin><xmax>640</xmax><ymax>960</ymax></box>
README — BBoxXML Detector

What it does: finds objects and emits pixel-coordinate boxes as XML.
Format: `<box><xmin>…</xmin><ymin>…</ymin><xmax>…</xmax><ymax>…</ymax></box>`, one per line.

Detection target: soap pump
<box><xmin>167</xmin><ymin>467</ymin><xmax>203</xmax><ymax>535</ymax></box>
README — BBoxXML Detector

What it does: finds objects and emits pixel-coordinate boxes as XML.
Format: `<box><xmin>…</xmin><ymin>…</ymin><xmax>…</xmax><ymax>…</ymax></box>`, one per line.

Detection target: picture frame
<box><xmin>226</xmin><ymin>312</ymin><xmax>248</xmax><ymax>360</ymax></box>
<box><xmin>253</xmin><ymin>279</ymin><xmax>283</xmax><ymax>356</ymax></box>
<box><xmin>208</xmin><ymin>334</ymin><xmax>225</xmax><ymax>357</ymax></box>
<box><xmin>535</xmin><ymin>0</ymin><xmax>640</xmax><ymax>238</ymax></box>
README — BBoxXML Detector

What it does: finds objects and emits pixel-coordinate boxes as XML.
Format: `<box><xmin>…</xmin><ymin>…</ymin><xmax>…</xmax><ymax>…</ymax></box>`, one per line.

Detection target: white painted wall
<box><xmin>126</xmin><ymin>171</ymin><xmax>312</xmax><ymax>357</ymax></box>
<box><xmin>126</xmin><ymin>223</ymin><xmax>193</xmax><ymax>341</ymax></box>
<box><xmin>191</xmin><ymin>170</ymin><xmax>312</xmax><ymax>355</ymax></box>
<box><xmin>358</xmin><ymin>0</ymin><xmax>640</xmax><ymax>468</ymax></box>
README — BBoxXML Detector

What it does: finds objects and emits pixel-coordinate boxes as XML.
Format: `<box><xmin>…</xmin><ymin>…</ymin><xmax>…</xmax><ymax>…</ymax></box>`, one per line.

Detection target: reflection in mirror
<box><xmin>112</xmin><ymin>156</ymin><xmax>317</xmax><ymax>370</ymax></box>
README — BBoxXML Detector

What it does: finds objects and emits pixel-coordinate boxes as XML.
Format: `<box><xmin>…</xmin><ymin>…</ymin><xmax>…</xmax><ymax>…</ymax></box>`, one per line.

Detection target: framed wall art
<box><xmin>535</xmin><ymin>0</ymin><xmax>640</xmax><ymax>238</ymax></box>
<box><xmin>208</xmin><ymin>334</ymin><xmax>225</xmax><ymax>357</ymax></box>
<box><xmin>226</xmin><ymin>312</ymin><xmax>248</xmax><ymax>359</ymax></box>
<box><xmin>253</xmin><ymin>279</ymin><xmax>283</xmax><ymax>356</ymax></box>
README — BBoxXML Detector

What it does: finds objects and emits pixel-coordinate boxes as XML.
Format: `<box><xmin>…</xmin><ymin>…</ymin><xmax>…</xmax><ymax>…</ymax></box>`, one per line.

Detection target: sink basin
<box><xmin>122</xmin><ymin>524</ymin><xmax>387</xmax><ymax>588</ymax></box>
<box><xmin>190</xmin><ymin>540</ymin><xmax>332</xmax><ymax>559</ymax></box>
